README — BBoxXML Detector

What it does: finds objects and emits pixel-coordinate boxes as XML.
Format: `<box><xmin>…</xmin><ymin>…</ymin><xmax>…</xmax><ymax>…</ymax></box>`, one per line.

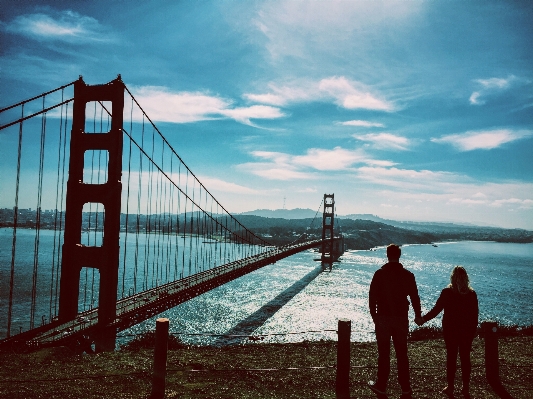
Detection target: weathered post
<box><xmin>336</xmin><ymin>318</ymin><xmax>351</xmax><ymax>399</ymax></box>
<box><xmin>483</xmin><ymin>321</ymin><xmax>499</xmax><ymax>384</ymax></box>
<box><xmin>482</xmin><ymin>321</ymin><xmax>514</xmax><ymax>399</ymax></box>
<box><xmin>151</xmin><ymin>318</ymin><xmax>169</xmax><ymax>399</ymax></box>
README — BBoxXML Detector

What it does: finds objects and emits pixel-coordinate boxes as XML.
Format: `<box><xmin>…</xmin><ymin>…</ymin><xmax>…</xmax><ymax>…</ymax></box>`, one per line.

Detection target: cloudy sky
<box><xmin>1</xmin><ymin>0</ymin><xmax>532</xmax><ymax>229</ymax></box>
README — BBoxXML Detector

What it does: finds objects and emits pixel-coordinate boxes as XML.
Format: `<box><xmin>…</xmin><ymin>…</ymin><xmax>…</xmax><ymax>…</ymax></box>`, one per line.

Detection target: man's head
<box><xmin>386</xmin><ymin>244</ymin><xmax>401</xmax><ymax>261</ymax></box>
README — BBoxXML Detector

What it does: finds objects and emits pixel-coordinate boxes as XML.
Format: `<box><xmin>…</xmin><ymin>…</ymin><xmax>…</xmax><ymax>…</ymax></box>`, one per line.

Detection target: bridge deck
<box><xmin>0</xmin><ymin>238</ymin><xmax>342</xmax><ymax>351</ymax></box>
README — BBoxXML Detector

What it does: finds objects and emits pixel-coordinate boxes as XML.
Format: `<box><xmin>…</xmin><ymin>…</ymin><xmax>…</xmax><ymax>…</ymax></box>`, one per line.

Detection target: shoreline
<box><xmin>2</xmin><ymin>226</ymin><xmax>532</xmax><ymax>245</ymax></box>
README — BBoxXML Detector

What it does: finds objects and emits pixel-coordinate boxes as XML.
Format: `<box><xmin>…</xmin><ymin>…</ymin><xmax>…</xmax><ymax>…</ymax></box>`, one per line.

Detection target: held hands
<box><xmin>414</xmin><ymin>316</ymin><xmax>425</xmax><ymax>326</ymax></box>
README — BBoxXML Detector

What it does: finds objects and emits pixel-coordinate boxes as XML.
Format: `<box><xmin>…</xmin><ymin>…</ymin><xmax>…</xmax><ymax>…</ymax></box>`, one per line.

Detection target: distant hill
<box><xmin>234</xmin><ymin>210</ymin><xmax>533</xmax><ymax>248</ymax></box>
<box><xmin>344</xmin><ymin>214</ymin><xmax>481</xmax><ymax>229</ymax></box>
<box><xmin>240</xmin><ymin>210</ymin><xmax>482</xmax><ymax>229</ymax></box>
<box><xmin>238</xmin><ymin>208</ymin><xmax>319</xmax><ymax>219</ymax></box>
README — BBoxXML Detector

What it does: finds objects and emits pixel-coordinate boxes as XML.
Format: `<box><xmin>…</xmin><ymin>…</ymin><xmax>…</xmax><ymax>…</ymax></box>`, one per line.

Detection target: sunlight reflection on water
<box><xmin>122</xmin><ymin>241</ymin><xmax>532</xmax><ymax>346</ymax></box>
<box><xmin>3</xmin><ymin>228</ymin><xmax>530</xmax><ymax>344</ymax></box>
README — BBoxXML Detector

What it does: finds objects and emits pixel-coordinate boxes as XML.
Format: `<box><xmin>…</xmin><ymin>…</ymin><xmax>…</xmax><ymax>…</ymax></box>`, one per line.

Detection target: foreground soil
<box><xmin>0</xmin><ymin>337</ymin><xmax>531</xmax><ymax>399</ymax></box>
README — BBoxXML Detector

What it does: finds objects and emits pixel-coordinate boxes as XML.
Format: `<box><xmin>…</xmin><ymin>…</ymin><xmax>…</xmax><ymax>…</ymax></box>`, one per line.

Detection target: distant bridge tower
<box><xmin>58</xmin><ymin>76</ymin><xmax>124</xmax><ymax>352</ymax></box>
<box><xmin>321</xmin><ymin>193</ymin><xmax>344</xmax><ymax>266</ymax></box>
<box><xmin>321</xmin><ymin>194</ymin><xmax>335</xmax><ymax>263</ymax></box>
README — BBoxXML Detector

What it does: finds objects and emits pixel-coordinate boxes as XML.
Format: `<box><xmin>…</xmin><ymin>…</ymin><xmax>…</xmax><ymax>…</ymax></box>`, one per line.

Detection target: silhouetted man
<box><xmin>368</xmin><ymin>244</ymin><xmax>421</xmax><ymax>399</ymax></box>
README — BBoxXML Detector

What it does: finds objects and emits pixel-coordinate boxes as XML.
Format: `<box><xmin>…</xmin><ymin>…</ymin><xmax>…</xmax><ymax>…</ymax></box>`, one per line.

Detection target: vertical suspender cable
<box><xmin>134</xmin><ymin>114</ymin><xmax>145</xmax><ymax>293</ymax></box>
<box><xmin>188</xmin><ymin>176</ymin><xmax>194</xmax><ymax>275</ymax></box>
<box><xmin>30</xmin><ymin>96</ymin><xmax>47</xmax><ymax>329</ymax></box>
<box><xmin>144</xmin><ymin>127</ymin><xmax>153</xmax><ymax>289</ymax></box>
<box><xmin>165</xmin><ymin>153</ymin><xmax>172</xmax><ymax>281</ymax></box>
<box><xmin>178</xmin><ymin>162</ymin><xmax>184</xmax><ymax>280</ymax></box>
<box><xmin>166</xmin><ymin>151</ymin><xmax>172</xmax><ymax>282</ymax></box>
<box><xmin>161</xmin><ymin>144</ymin><xmax>169</xmax><ymax>283</ymax></box>
<box><xmin>184</xmin><ymin>170</ymin><xmax>189</xmax><ymax>277</ymax></box>
<box><xmin>192</xmin><ymin>180</ymin><xmax>198</xmax><ymax>274</ymax></box>
<box><xmin>169</xmin><ymin>155</ymin><xmax>176</xmax><ymax>280</ymax></box>
<box><xmin>6</xmin><ymin>104</ymin><xmax>24</xmax><ymax>338</ymax></box>
<box><xmin>156</xmin><ymin>142</ymin><xmax>163</xmax><ymax>283</ymax></box>
<box><xmin>141</xmin><ymin>115</ymin><xmax>149</xmax><ymax>291</ymax></box>
<box><xmin>50</xmin><ymin>89</ymin><xmax>65</xmax><ymax>321</ymax></box>
<box><xmin>149</xmin><ymin>127</ymin><xmax>156</xmax><ymax>287</ymax></box>
<box><xmin>143</xmin><ymin>123</ymin><xmax>151</xmax><ymax>291</ymax></box>
<box><xmin>54</xmin><ymin>101</ymin><xmax>69</xmax><ymax>315</ymax></box>
<box><xmin>122</xmin><ymin>97</ymin><xmax>134</xmax><ymax>298</ymax></box>
<box><xmin>209</xmin><ymin>197</ymin><xmax>214</xmax><ymax>269</ymax></box>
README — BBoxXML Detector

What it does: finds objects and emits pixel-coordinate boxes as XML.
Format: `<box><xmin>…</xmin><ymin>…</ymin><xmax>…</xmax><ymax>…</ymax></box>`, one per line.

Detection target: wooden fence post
<box><xmin>336</xmin><ymin>318</ymin><xmax>351</xmax><ymax>399</ymax></box>
<box><xmin>483</xmin><ymin>321</ymin><xmax>499</xmax><ymax>384</ymax></box>
<box><xmin>151</xmin><ymin>318</ymin><xmax>169</xmax><ymax>399</ymax></box>
<box><xmin>482</xmin><ymin>321</ymin><xmax>514</xmax><ymax>399</ymax></box>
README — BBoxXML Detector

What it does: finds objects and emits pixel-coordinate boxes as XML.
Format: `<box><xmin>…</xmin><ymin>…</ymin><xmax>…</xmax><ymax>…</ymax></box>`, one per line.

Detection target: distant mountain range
<box><xmin>239</xmin><ymin>208</ymin><xmax>321</xmax><ymax>219</ymax></box>
<box><xmin>236</xmin><ymin>208</ymin><xmax>532</xmax><ymax>248</ymax></box>
<box><xmin>239</xmin><ymin>209</ymin><xmax>484</xmax><ymax>228</ymax></box>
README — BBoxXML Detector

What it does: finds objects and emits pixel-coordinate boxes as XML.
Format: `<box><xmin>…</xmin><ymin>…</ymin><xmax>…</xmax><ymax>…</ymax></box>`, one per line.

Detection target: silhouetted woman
<box><xmin>421</xmin><ymin>266</ymin><xmax>478</xmax><ymax>398</ymax></box>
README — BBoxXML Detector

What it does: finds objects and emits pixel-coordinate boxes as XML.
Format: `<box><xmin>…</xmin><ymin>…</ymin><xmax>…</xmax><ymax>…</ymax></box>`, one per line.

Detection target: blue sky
<box><xmin>1</xmin><ymin>0</ymin><xmax>532</xmax><ymax>229</ymax></box>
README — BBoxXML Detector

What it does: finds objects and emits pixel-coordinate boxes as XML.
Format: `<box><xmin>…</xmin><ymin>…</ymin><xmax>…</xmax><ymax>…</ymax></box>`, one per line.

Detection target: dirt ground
<box><xmin>0</xmin><ymin>336</ymin><xmax>531</xmax><ymax>399</ymax></box>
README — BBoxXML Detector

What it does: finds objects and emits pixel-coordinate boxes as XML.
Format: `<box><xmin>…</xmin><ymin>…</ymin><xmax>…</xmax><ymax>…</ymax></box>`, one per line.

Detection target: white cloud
<box><xmin>469</xmin><ymin>92</ymin><xmax>482</xmax><ymax>105</ymax></box>
<box><xmin>469</xmin><ymin>75</ymin><xmax>516</xmax><ymax>105</ymax></box>
<box><xmin>244</xmin><ymin>76</ymin><xmax>394</xmax><ymax>111</ymax></box>
<box><xmin>292</xmin><ymin>147</ymin><xmax>368</xmax><ymax>171</ymax></box>
<box><xmin>351</xmin><ymin>180</ymin><xmax>533</xmax><ymax>228</ymax></box>
<box><xmin>448</xmin><ymin>198</ymin><xmax>488</xmax><ymax>205</ymax></box>
<box><xmin>365</xmin><ymin>181</ymin><xmax>533</xmax><ymax>213</ymax></box>
<box><xmin>250</xmin><ymin>151</ymin><xmax>291</xmax><ymax>163</ymax></box>
<box><xmin>196</xmin><ymin>176</ymin><xmax>259</xmax><ymax>195</ymax></box>
<box><xmin>447</xmin><ymin>194</ymin><xmax>533</xmax><ymax>210</ymax></box>
<box><xmin>431</xmin><ymin>129</ymin><xmax>533</xmax><ymax>151</ymax></box>
<box><xmin>4</xmin><ymin>11</ymin><xmax>112</xmax><ymax>43</ymax></box>
<box><xmin>240</xmin><ymin>147</ymin><xmax>395</xmax><ymax>180</ymax></box>
<box><xmin>356</xmin><ymin>166</ymin><xmax>456</xmax><ymax>190</ymax></box>
<box><xmin>353</xmin><ymin>133</ymin><xmax>410</xmax><ymax>151</ymax></box>
<box><xmin>338</xmin><ymin>120</ymin><xmax>385</xmax><ymax>128</ymax></box>
<box><xmin>238</xmin><ymin>162</ymin><xmax>316</xmax><ymax>181</ymax></box>
<box><xmin>253</xmin><ymin>0</ymin><xmax>420</xmax><ymax>60</ymax></box>
<box><xmin>239</xmin><ymin>151</ymin><xmax>316</xmax><ymax>180</ymax></box>
<box><xmin>364</xmin><ymin>159</ymin><xmax>398</xmax><ymax>167</ymax></box>
<box><xmin>244</xmin><ymin>84</ymin><xmax>314</xmax><ymax>106</ymax></box>
<box><xmin>491</xmin><ymin>198</ymin><xmax>533</xmax><ymax>208</ymax></box>
<box><xmin>220</xmin><ymin>105</ymin><xmax>284</xmax><ymax>126</ymax></box>
<box><xmin>318</xmin><ymin>77</ymin><xmax>394</xmax><ymax>111</ymax></box>
<box><xmin>129</xmin><ymin>86</ymin><xmax>285</xmax><ymax>126</ymax></box>
<box><xmin>476</xmin><ymin>77</ymin><xmax>513</xmax><ymax>89</ymax></box>
<box><xmin>297</xmin><ymin>187</ymin><xmax>318</xmax><ymax>193</ymax></box>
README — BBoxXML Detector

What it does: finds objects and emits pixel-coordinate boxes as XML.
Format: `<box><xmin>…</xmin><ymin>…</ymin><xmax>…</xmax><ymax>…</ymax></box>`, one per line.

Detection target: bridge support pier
<box><xmin>58</xmin><ymin>76</ymin><xmax>124</xmax><ymax>352</ymax></box>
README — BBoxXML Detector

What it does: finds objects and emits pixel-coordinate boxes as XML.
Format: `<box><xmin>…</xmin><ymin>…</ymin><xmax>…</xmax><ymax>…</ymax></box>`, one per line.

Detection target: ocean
<box><xmin>1</xmin><ymin>228</ymin><xmax>532</xmax><ymax>344</ymax></box>
<box><xmin>122</xmin><ymin>240</ymin><xmax>533</xmax><ymax>345</ymax></box>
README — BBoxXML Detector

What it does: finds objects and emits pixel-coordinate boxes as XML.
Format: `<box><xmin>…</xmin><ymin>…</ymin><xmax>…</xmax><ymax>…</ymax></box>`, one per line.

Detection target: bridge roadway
<box><xmin>1</xmin><ymin>238</ymin><xmax>341</xmax><ymax>351</ymax></box>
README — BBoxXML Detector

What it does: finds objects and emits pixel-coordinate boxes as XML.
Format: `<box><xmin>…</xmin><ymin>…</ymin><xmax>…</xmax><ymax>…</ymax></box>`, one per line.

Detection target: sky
<box><xmin>0</xmin><ymin>0</ymin><xmax>532</xmax><ymax>229</ymax></box>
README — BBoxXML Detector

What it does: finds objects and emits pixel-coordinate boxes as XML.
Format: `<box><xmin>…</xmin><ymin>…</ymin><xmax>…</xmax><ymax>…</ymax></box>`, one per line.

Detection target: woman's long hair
<box><xmin>448</xmin><ymin>265</ymin><xmax>473</xmax><ymax>294</ymax></box>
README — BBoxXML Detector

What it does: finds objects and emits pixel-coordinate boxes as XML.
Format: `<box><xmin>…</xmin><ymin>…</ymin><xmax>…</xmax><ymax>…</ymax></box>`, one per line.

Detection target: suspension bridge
<box><xmin>0</xmin><ymin>76</ymin><xmax>344</xmax><ymax>352</ymax></box>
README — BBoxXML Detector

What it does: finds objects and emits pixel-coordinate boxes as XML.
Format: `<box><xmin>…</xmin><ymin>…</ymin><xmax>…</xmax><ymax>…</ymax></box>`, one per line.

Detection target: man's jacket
<box><xmin>369</xmin><ymin>261</ymin><xmax>421</xmax><ymax>320</ymax></box>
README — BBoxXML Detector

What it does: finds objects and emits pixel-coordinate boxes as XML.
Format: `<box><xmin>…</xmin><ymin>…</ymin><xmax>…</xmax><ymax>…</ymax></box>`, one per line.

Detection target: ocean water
<box><xmin>1</xmin><ymin>227</ymin><xmax>532</xmax><ymax>344</ymax></box>
<box><xmin>123</xmin><ymin>240</ymin><xmax>533</xmax><ymax>345</ymax></box>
